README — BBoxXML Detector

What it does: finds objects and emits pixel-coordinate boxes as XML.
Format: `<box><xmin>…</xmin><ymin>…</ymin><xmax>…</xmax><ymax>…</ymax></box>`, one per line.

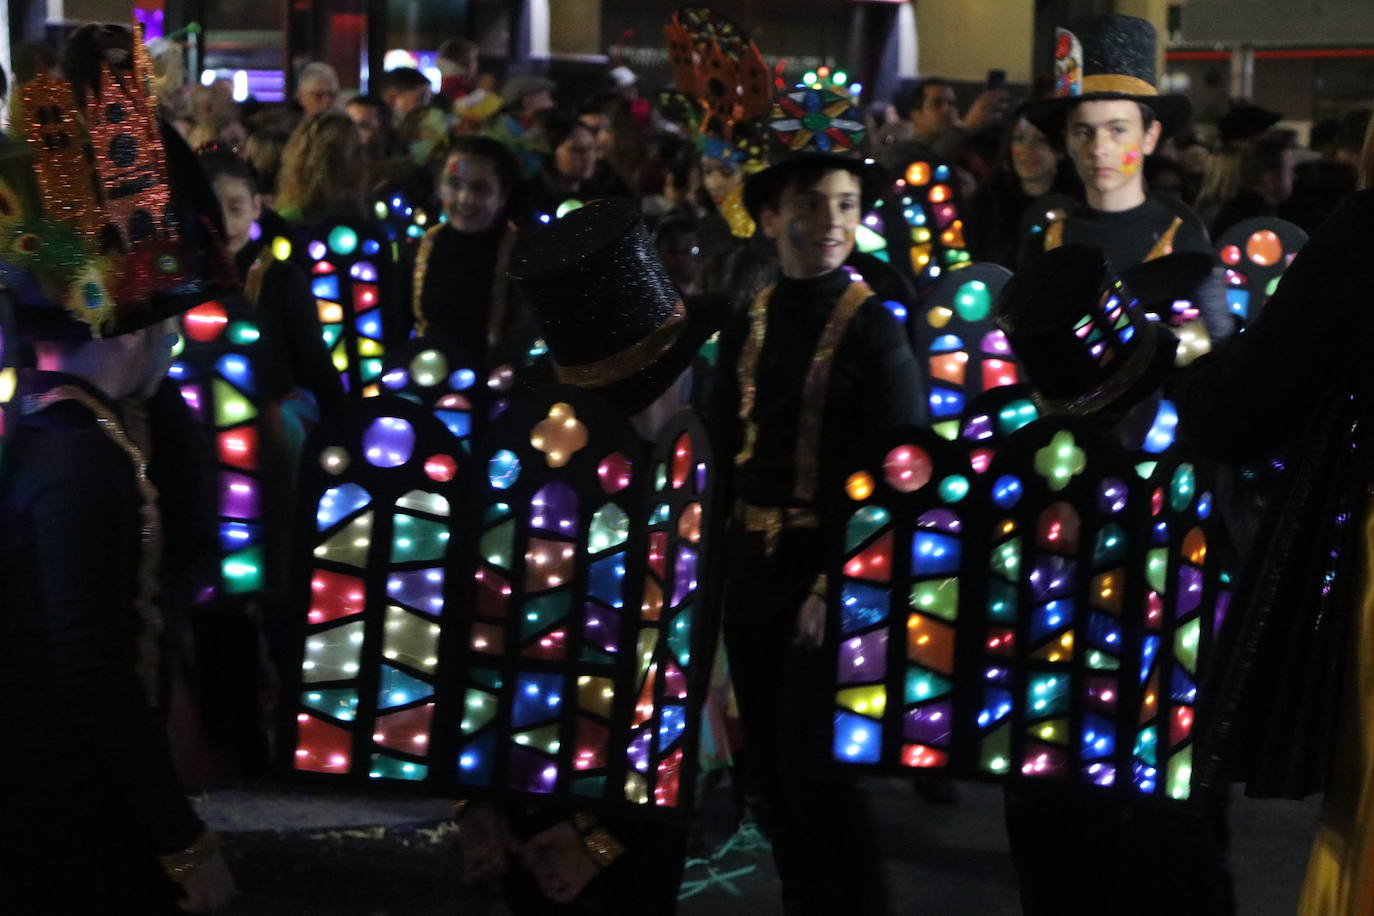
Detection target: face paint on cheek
<box><xmin>1121</xmin><ymin>145</ymin><xmax>1142</xmax><ymax>175</ymax></box>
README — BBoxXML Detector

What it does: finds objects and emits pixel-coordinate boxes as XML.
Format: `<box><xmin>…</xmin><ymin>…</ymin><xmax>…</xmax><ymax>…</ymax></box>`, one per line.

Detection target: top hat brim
<box><xmin>743</xmin><ymin>152</ymin><xmax>886</xmax><ymax>220</ymax></box>
<box><xmin>1119</xmin><ymin>252</ymin><xmax>1215</xmax><ymax>313</ymax></box>
<box><xmin>1026</xmin><ymin>91</ymin><xmax>1192</xmax><ymax>142</ymax></box>
<box><xmin>579</xmin><ymin>292</ymin><xmax>731</xmax><ymax>417</ymax></box>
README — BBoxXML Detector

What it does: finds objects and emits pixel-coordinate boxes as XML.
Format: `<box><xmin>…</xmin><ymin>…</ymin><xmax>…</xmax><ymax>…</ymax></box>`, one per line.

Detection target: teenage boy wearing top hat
<box><xmin>711</xmin><ymin>148</ymin><xmax>927</xmax><ymax>914</ymax></box>
<box><xmin>1025</xmin><ymin>14</ymin><xmax>1234</xmax><ymax>348</ymax></box>
<box><xmin>995</xmin><ymin>245</ymin><xmax>1236</xmax><ymax>914</ymax></box>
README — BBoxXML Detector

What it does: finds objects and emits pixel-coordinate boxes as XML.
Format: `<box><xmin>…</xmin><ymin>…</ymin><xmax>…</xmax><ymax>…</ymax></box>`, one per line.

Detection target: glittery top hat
<box><xmin>1028</xmin><ymin>14</ymin><xmax>1192</xmax><ymax>140</ymax></box>
<box><xmin>4</xmin><ymin>22</ymin><xmax>235</xmax><ymax>340</ymax></box>
<box><xmin>994</xmin><ymin>245</ymin><xmax>1177</xmax><ymax>416</ymax></box>
<box><xmin>742</xmin><ymin>85</ymin><xmax>883</xmax><ymax>219</ymax></box>
<box><xmin>508</xmin><ymin>199</ymin><xmax>727</xmax><ymax>416</ymax></box>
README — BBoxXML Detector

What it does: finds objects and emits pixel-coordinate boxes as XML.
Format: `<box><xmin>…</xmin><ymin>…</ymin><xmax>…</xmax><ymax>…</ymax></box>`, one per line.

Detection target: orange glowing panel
<box><xmin>929</xmin><ymin>351</ymin><xmax>968</xmax><ymax>386</ymax></box>
<box><xmin>907</xmin><ymin>613</ymin><xmax>955</xmax><ymax>673</ymax></box>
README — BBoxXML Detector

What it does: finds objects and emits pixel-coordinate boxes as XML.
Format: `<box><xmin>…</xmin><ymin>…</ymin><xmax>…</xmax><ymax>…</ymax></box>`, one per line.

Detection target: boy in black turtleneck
<box><xmin>712</xmin><ymin>157</ymin><xmax>926</xmax><ymax>915</ymax></box>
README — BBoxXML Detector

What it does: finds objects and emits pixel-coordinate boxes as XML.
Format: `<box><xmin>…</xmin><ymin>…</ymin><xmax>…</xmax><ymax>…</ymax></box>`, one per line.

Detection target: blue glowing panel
<box><xmin>317</xmin><ymin>483</ymin><xmax>372</xmax><ymax>529</ymax></box>
<box><xmin>840</xmin><ymin>581</ymin><xmax>890</xmax><ymax>635</ymax></box>
<box><xmin>912</xmin><ymin>531</ymin><xmax>960</xmax><ymax>576</ymax></box>
<box><xmin>511</xmin><ymin>673</ymin><xmax>564</xmax><ymax>728</ymax></box>
<box><xmin>587</xmin><ymin>552</ymin><xmax>627</xmax><ymax>608</ymax></box>
<box><xmin>377</xmin><ymin>665</ymin><xmax>434</xmax><ymax>708</ymax></box>
<box><xmin>834</xmin><ymin>711</ymin><xmax>882</xmax><ymax>763</ymax></box>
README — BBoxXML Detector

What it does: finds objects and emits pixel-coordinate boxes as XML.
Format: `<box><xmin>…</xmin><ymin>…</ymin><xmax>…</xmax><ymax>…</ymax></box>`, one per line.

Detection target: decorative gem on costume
<box><xmin>0</xmin><ymin>293</ymin><xmax>13</xmax><ymax>450</ymax></box>
<box><xmin>378</xmin><ymin>338</ymin><xmax>485</xmax><ymax>447</ymax></box>
<box><xmin>889</xmin><ymin>159</ymin><xmax>970</xmax><ymax>287</ymax></box>
<box><xmin>1054</xmin><ymin>27</ymin><xmax>1083</xmax><ymax>98</ymax></box>
<box><xmin>1213</xmin><ymin>216</ymin><xmax>1307</xmax><ymax>325</ymax></box>
<box><xmin>919</xmin><ymin>263</ymin><xmax>1020</xmax><ymax>440</ymax></box>
<box><xmin>664</xmin><ymin>6</ymin><xmax>771</xmax><ymax>135</ymax></box>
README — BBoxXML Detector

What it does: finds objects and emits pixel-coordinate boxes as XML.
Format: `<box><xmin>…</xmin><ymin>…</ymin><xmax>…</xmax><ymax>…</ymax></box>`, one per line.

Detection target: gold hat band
<box><xmin>1078</xmin><ymin>74</ymin><xmax>1159</xmax><ymax>97</ymax></box>
<box><xmin>554</xmin><ymin>304</ymin><xmax>688</xmax><ymax>389</ymax></box>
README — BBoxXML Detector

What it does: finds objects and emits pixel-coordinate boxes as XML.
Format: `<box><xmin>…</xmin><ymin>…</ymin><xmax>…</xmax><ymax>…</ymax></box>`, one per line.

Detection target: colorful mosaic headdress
<box><xmin>1</xmin><ymin>21</ymin><xmax>233</xmax><ymax>339</ymax></box>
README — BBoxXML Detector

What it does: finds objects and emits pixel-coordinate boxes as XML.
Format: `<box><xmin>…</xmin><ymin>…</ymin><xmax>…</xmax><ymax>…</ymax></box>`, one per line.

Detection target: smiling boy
<box><xmin>712</xmin><ymin>150</ymin><xmax>926</xmax><ymax>914</ymax></box>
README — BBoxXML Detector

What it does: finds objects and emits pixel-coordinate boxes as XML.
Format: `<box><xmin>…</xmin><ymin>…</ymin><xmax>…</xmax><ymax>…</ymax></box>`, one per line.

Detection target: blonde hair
<box><xmin>1360</xmin><ymin>113</ymin><xmax>1374</xmax><ymax>190</ymax></box>
<box><xmin>1193</xmin><ymin>145</ymin><xmax>1244</xmax><ymax>216</ymax></box>
<box><xmin>275</xmin><ymin>112</ymin><xmax>366</xmax><ymax>222</ymax></box>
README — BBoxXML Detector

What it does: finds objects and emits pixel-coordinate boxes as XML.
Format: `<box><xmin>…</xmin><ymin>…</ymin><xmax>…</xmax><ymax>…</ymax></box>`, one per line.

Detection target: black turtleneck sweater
<box><xmin>714</xmin><ymin>267</ymin><xmax>928</xmax><ymax>509</ymax></box>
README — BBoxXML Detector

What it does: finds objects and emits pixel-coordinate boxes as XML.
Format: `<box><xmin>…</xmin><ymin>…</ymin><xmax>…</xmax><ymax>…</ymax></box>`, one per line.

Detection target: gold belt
<box><xmin>734</xmin><ymin>500</ymin><xmax>820</xmax><ymax>556</ymax></box>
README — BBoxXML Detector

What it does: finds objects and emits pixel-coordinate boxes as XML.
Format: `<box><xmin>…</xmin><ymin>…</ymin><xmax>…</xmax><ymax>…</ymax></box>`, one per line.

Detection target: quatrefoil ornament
<box><xmin>530</xmin><ymin>402</ymin><xmax>588</xmax><ymax>468</ymax></box>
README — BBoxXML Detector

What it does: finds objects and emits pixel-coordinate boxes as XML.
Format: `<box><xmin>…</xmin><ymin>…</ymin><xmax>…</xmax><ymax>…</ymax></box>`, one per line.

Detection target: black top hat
<box><xmin>1028</xmin><ymin>14</ymin><xmax>1192</xmax><ymax>140</ymax></box>
<box><xmin>1217</xmin><ymin>102</ymin><xmax>1282</xmax><ymax>145</ymax></box>
<box><xmin>508</xmin><ymin>199</ymin><xmax>728</xmax><ymax>416</ymax></box>
<box><xmin>743</xmin><ymin>85</ymin><xmax>885</xmax><ymax>219</ymax></box>
<box><xmin>995</xmin><ymin>245</ymin><xmax>1177</xmax><ymax>417</ymax></box>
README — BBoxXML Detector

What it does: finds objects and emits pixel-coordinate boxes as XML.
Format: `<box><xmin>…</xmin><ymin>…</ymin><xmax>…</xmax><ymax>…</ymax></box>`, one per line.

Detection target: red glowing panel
<box><xmin>573</xmin><ymin>718</ymin><xmax>610</xmax><ymax>770</ymax></box>
<box><xmin>523</xmin><ymin>627</ymin><xmax>568</xmax><ymax>660</ymax></box>
<box><xmin>1170</xmin><ymin>706</ymin><xmax>1194</xmax><ymax>746</ymax></box>
<box><xmin>883</xmin><ymin>445</ymin><xmax>933</xmax><ymax>493</ymax></box>
<box><xmin>294</xmin><ymin>713</ymin><xmax>353</xmax><ymax>773</ymax></box>
<box><xmin>655</xmin><ymin>747</ymin><xmax>683</xmax><ymax>806</ymax></box>
<box><xmin>353</xmin><ymin>284</ymin><xmax>378</xmax><ymax>312</ymax></box>
<box><xmin>1220</xmin><ymin>245</ymin><xmax>1241</xmax><ymax>266</ymax></box>
<box><xmin>184</xmin><ymin>301</ymin><xmax>228</xmax><ymax>342</ymax></box>
<box><xmin>907</xmin><ymin>614</ymin><xmax>954</xmax><ymax>673</ymax></box>
<box><xmin>1086</xmin><ymin>676</ymin><xmax>1118</xmax><ymax>711</ymax></box>
<box><xmin>372</xmin><ymin>703</ymin><xmax>434</xmax><ymax>754</ymax></box>
<box><xmin>424</xmin><ymin>453</ymin><xmax>457</xmax><ymax>482</ymax></box>
<box><xmin>1146</xmin><ymin>591</ymin><xmax>1163</xmax><ymax>628</ymax></box>
<box><xmin>901</xmin><ymin>743</ymin><xmax>948</xmax><ymax>768</ymax></box>
<box><xmin>671</xmin><ymin>433</ymin><xmax>693</xmax><ymax>488</ymax></box>
<box><xmin>474</xmin><ymin>567</ymin><xmax>511</xmax><ymax>618</ymax></box>
<box><xmin>1151</xmin><ymin>487</ymin><xmax>1164</xmax><ymax>516</ymax></box>
<box><xmin>982</xmin><ymin>360</ymin><xmax>1018</xmax><ymax>389</ymax></box>
<box><xmin>218</xmin><ymin>427</ymin><xmax>258</xmax><ymax>470</ymax></box>
<box><xmin>1036</xmin><ymin>502</ymin><xmax>1080</xmax><ymax>553</ymax></box>
<box><xmin>663</xmin><ymin>662</ymin><xmax>688</xmax><ymax>700</ymax></box>
<box><xmin>985</xmin><ymin>628</ymin><xmax>1014</xmax><ymax>656</ymax></box>
<box><xmin>308</xmin><ymin>569</ymin><xmax>365</xmax><ymax>624</ymax></box>
<box><xmin>845</xmin><ymin>531</ymin><xmax>893</xmax><ymax>583</ymax></box>
<box><xmin>648</xmin><ymin>531</ymin><xmax>668</xmax><ymax>578</ymax></box>
<box><xmin>597</xmin><ymin>452</ymin><xmax>633</xmax><ymax>494</ymax></box>
<box><xmin>313</xmin><ymin>261</ymin><xmax>335</xmax><ymax>275</ymax></box>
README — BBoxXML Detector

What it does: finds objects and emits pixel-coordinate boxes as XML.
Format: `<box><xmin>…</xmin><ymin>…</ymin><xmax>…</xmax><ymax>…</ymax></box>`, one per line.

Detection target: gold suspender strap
<box><xmin>485</xmin><ymin>221</ymin><xmax>519</xmax><ymax>352</ymax></box>
<box><xmin>242</xmin><ymin>247</ymin><xmax>276</xmax><ymax>308</ymax></box>
<box><xmin>734</xmin><ymin>283</ymin><xmax>775</xmax><ymax>465</ymax></box>
<box><xmin>1044</xmin><ymin>218</ymin><xmax>1064</xmax><ymax>252</ymax></box>
<box><xmin>793</xmin><ymin>280</ymin><xmax>873</xmax><ymax>502</ymax></box>
<box><xmin>31</xmin><ymin>386</ymin><xmax>165</xmax><ymax>705</ymax></box>
<box><xmin>410</xmin><ymin>224</ymin><xmax>444</xmax><ymax>337</ymax></box>
<box><xmin>1145</xmin><ymin>216</ymin><xmax>1183</xmax><ymax>262</ymax></box>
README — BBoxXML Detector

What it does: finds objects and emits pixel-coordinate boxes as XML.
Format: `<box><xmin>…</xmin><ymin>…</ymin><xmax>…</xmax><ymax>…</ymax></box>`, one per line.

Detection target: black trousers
<box><xmin>1004</xmin><ymin>784</ymin><xmax>1236</xmax><ymax>916</ymax></box>
<box><xmin>722</xmin><ymin>527</ymin><xmax>887</xmax><ymax>916</ymax></box>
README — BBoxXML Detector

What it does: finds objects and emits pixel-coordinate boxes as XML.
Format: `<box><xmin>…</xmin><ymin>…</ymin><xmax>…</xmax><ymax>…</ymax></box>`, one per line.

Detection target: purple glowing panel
<box><xmin>670</xmin><ymin>545</ymin><xmax>699</xmax><ymax>606</ymax></box>
<box><xmin>350</xmin><ymin>261</ymin><xmax>379</xmax><ymax>283</ymax></box>
<box><xmin>1214</xmin><ymin>589</ymin><xmax>1231</xmax><ymax>634</ymax></box>
<box><xmin>1098</xmin><ymin>478</ymin><xmax>1128</xmax><ymax>514</ymax></box>
<box><xmin>982</xmin><ymin>330</ymin><xmax>1013</xmax><ymax>356</ymax></box>
<box><xmin>363</xmin><ymin>417</ymin><xmax>416</xmax><ymax>468</ymax></box>
<box><xmin>583</xmin><ymin>604</ymin><xmax>620</xmax><ymax>654</ymax></box>
<box><xmin>1028</xmin><ymin>556</ymin><xmax>1076</xmax><ymax>602</ymax></box>
<box><xmin>904</xmin><ymin>700</ymin><xmax>953</xmax><ymax>746</ymax></box>
<box><xmin>695</xmin><ymin>461</ymin><xmax>708</xmax><ymax>492</ymax></box>
<box><xmin>1177</xmin><ymin>565</ymin><xmax>1204</xmax><ymax>615</ymax></box>
<box><xmin>308</xmin><ymin>240</ymin><xmax>327</xmax><ymax>261</ymax></box>
<box><xmin>507</xmin><ymin>746</ymin><xmax>558</xmax><ymax>794</ymax></box>
<box><xmin>963</xmin><ymin>413</ymin><xmax>993</xmax><ymax>442</ymax></box>
<box><xmin>530</xmin><ymin>482</ymin><xmax>579</xmax><ymax>536</ymax></box>
<box><xmin>837</xmin><ymin>630</ymin><xmax>887</xmax><ymax>684</ymax></box>
<box><xmin>179</xmin><ymin>384</ymin><xmax>204</xmax><ymax>421</ymax></box>
<box><xmin>629</xmin><ymin>728</ymin><xmax>653</xmax><ymax>772</ymax></box>
<box><xmin>916</xmin><ymin>509</ymin><xmax>962</xmax><ymax>535</ymax></box>
<box><xmin>386</xmin><ymin>567</ymin><xmax>445</xmax><ymax>614</ymax></box>
<box><xmin>220</xmin><ymin>471</ymin><xmax>260</xmax><ymax>519</ymax></box>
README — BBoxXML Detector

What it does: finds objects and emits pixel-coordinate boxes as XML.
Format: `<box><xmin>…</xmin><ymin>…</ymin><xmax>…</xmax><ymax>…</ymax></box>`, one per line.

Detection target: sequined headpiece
<box><xmin>1</xmin><ymin>21</ymin><xmax>233</xmax><ymax>338</ymax></box>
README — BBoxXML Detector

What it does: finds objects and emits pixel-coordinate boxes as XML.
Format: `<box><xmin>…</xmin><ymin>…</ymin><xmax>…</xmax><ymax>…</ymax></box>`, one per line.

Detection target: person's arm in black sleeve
<box><xmin>31</xmin><ymin>431</ymin><xmax>204</xmax><ymax>856</ymax></box>
<box><xmin>274</xmin><ymin>261</ymin><xmax>348</xmax><ymax>414</ymax></box>
<box><xmin>1173</xmin><ymin>189</ymin><xmax>1374</xmax><ymax>464</ymax></box>
<box><xmin>858</xmin><ymin>298</ymin><xmax>929</xmax><ymax>429</ymax></box>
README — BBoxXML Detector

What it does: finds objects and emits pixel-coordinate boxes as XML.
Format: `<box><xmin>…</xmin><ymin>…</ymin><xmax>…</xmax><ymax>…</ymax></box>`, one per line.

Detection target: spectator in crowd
<box><xmin>378</xmin><ymin>66</ymin><xmax>434</xmax><ymax>124</ymax></box>
<box><xmin>275</xmin><ymin>111</ymin><xmax>368</xmax><ymax>224</ymax></box>
<box><xmin>881</xmin><ymin>76</ymin><xmax>1011</xmax><ymax>170</ymax></box>
<box><xmin>512</xmin><ymin>110</ymin><xmax>632</xmax><ymax>227</ymax></box>
<box><xmin>1209</xmin><ymin>130</ymin><xmax>1296</xmax><ymax>238</ymax></box>
<box><xmin>652</xmin><ymin>212</ymin><xmax>706</xmax><ymax>296</ymax></box>
<box><xmin>437</xmin><ymin>37</ymin><xmax>480</xmax><ymax>102</ymax></box>
<box><xmin>295</xmin><ymin>61</ymin><xmax>341</xmax><ymax>118</ymax></box>
<box><xmin>345</xmin><ymin>93</ymin><xmax>396</xmax><ymax>159</ymax></box>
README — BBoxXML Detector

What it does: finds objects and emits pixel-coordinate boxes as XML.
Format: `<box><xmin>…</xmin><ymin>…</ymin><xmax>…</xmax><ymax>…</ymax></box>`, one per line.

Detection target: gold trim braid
<box><xmin>33</xmin><ymin>385</ymin><xmax>164</xmax><ymax>705</ymax></box>
<box><xmin>1145</xmin><ymin>216</ymin><xmax>1183</xmax><ymax>262</ymax></box>
<box><xmin>793</xmin><ymin>281</ymin><xmax>873</xmax><ymax>502</ymax></box>
<box><xmin>411</xmin><ymin>224</ymin><xmax>444</xmax><ymax>337</ymax></box>
<box><xmin>734</xmin><ymin>283</ymin><xmax>775</xmax><ymax>465</ymax></box>
<box><xmin>1080</xmin><ymin>74</ymin><xmax>1159</xmax><ymax>97</ymax></box>
<box><xmin>554</xmin><ymin>306</ymin><xmax>688</xmax><ymax>388</ymax></box>
<box><xmin>242</xmin><ymin>246</ymin><xmax>275</xmax><ymax>307</ymax></box>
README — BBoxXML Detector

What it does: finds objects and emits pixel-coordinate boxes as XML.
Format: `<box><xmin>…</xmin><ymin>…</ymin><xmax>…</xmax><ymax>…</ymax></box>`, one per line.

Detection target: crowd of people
<box><xmin>5</xmin><ymin>9</ymin><xmax>1374</xmax><ymax>916</ymax></box>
